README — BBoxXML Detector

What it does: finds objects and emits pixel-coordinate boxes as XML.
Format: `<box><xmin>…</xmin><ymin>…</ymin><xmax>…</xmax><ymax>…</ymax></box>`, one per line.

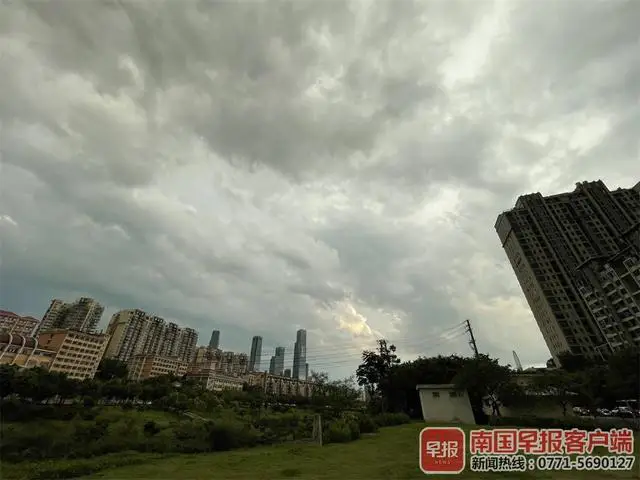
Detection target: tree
<box><xmin>454</xmin><ymin>354</ymin><xmax>511</xmax><ymax>418</ymax></box>
<box><xmin>606</xmin><ymin>348</ymin><xmax>639</xmax><ymax>403</ymax></box>
<box><xmin>556</xmin><ymin>351</ymin><xmax>597</xmax><ymax>372</ymax></box>
<box><xmin>95</xmin><ymin>358</ymin><xmax>129</xmax><ymax>381</ymax></box>
<box><xmin>532</xmin><ymin>369</ymin><xmax>580</xmax><ymax>416</ymax></box>
<box><xmin>356</xmin><ymin>339</ymin><xmax>400</xmax><ymax>412</ymax></box>
<box><xmin>0</xmin><ymin>365</ymin><xmax>18</xmax><ymax>398</ymax></box>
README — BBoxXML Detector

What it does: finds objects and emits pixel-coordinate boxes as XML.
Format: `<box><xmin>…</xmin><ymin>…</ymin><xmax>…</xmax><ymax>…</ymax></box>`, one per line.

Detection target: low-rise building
<box><xmin>248</xmin><ymin>372</ymin><xmax>314</xmax><ymax>398</ymax></box>
<box><xmin>0</xmin><ymin>333</ymin><xmax>57</xmax><ymax>368</ymax></box>
<box><xmin>416</xmin><ymin>384</ymin><xmax>476</xmax><ymax>424</ymax></box>
<box><xmin>0</xmin><ymin>310</ymin><xmax>40</xmax><ymax>337</ymax></box>
<box><xmin>187</xmin><ymin>368</ymin><xmax>244</xmax><ymax>391</ymax></box>
<box><xmin>128</xmin><ymin>354</ymin><xmax>188</xmax><ymax>381</ymax></box>
<box><xmin>38</xmin><ymin>329</ymin><xmax>109</xmax><ymax>380</ymax></box>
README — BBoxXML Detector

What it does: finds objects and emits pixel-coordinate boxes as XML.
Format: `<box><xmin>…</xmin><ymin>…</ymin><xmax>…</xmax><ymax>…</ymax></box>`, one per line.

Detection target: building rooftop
<box><xmin>0</xmin><ymin>333</ymin><xmax>39</xmax><ymax>349</ymax></box>
<box><xmin>415</xmin><ymin>383</ymin><xmax>460</xmax><ymax>390</ymax></box>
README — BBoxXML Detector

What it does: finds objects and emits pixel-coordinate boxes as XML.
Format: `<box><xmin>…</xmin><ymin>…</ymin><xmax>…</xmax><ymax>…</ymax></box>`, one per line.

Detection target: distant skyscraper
<box><xmin>269</xmin><ymin>355</ymin><xmax>276</xmax><ymax>375</ymax></box>
<box><xmin>292</xmin><ymin>329</ymin><xmax>307</xmax><ymax>380</ymax></box>
<box><xmin>496</xmin><ymin>180</ymin><xmax>640</xmax><ymax>364</ymax></box>
<box><xmin>305</xmin><ymin>362</ymin><xmax>309</xmax><ymax>380</ymax></box>
<box><xmin>248</xmin><ymin>336</ymin><xmax>262</xmax><ymax>372</ymax></box>
<box><xmin>209</xmin><ymin>330</ymin><xmax>220</xmax><ymax>349</ymax></box>
<box><xmin>274</xmin><ymin>346</ymin><xmax>285</xmax><ymax>376</ymax></box>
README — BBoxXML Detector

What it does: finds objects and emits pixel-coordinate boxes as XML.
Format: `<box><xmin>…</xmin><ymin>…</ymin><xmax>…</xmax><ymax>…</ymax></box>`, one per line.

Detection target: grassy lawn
<box><xmin>86</xmin><ymin>422</ymin><xmax>638</xmax><ymax>480</ymax></box>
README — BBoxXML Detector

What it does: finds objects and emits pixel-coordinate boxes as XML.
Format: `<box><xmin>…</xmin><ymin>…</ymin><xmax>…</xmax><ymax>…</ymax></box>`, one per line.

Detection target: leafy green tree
<box><xmin>532</xmin><ymin>369</ymin><xmax>580</xmax><ymax>416</ymax></box>
<box><xmin>454</xmin><ymin>354</ymin><xmax>511</xmax><ymax>417</ymax></box>
<box><xmin>356</xmin><ymin>340</ymin><xmax>400</xmax><ymax>412</ymax></box>
<box><xmin>0</xmin><ymin>365</ymin><xmax>19</xmax><ymax>398</ymax></box>
<box><xmin>95</xmin><ymin>358</ymin><xmax>129</xmax><ymax>381</ymax></box>
<box><xmin>606</xmin><ymin>348</ymin><xmax>639</xmax><ymax>402</ymax></box>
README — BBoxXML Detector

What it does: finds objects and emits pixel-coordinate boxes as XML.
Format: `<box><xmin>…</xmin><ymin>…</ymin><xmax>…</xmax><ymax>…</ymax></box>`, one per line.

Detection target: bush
<box><xmin>324</xmin><ymin>419</ymin><xmax>360</xmax><ymax>444</ymax></box>
<box><xmin>490</xmin><ymin>416</ymin><xmax>638</xmax><ymax>431</ymax></box>
<box><xmin>207</xmin><ymin>420</ymin><xmax>259</xmax><ymax>451</ymax></box>
<box><xmin>143</xmin><ymin>420</ymin><xmax>161</xmax><ymax>437</ymax></box>
<box><xmin>0</xmin><ymin>400</ymin><xmax>83</xmax><ymax>422</ymax></box>
<box><xmin>357</xmin><ymin>414</ymin><xmax>379</xmax><ymax>434</ymax></box>
<box><xmin>254</xmin><ymin>413</ymin><xmax>313</xmax><ymax>441</ymax></box>
<box><xmin>373</xmin><ymin>412</ymin><xmax>411</xmax><ymax>427</ymax></box>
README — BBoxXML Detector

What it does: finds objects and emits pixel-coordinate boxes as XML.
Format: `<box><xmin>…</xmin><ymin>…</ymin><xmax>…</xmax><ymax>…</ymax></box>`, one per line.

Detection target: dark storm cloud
<box><xmin>1</xmin><ymin>0</ymin><xmax>638</xmax><ymax>373</ymax></box>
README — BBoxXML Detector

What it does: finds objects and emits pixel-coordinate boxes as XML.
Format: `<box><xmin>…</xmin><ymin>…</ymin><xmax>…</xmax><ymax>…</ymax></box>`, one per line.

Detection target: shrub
<box><xmin>373</xmin><ymin>412</ymin><xmax>410</xmax><ymax>427</ymax></box>
<box><xmin>324</xmin><ymin>420</ymin><xmax>353</xmax><ymax>444</ymax></box>
<box><xmin>171</xmin><ymin>421</ymin><xmax>210</xmax><ymax>453</ymax></box>
<box><xmin>207</xmin><ymin>420</ymin><xmax>261</xmax><ymax>451</ymax></box>
<box><xmin>357</xmin><ymin>414</ymin><xmax>379</xmax><ymax>434</ymax></box>
<box><xmin>143</xmin><ymin>420</ymin><xmax>161</xmax><ymax>437</ymax></box>
<box><xmin>0</xmin><ymin>401</ymin><xmax>83</xmax><ymax>422</ymax></box>
<box><xmin>254</xmin><ymin>413</ymin><xmax>313</xmax><ymax>441</ymax></box>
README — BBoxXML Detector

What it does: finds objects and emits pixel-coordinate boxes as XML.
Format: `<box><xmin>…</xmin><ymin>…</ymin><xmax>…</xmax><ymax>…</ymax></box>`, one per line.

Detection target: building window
<box><xmin>432</xmin><ymin>392</ymin><xmax>440</xmax><ymax>398</ymax></box>
<box><xmin>449</xmin><ymin>391</ymin><xmax>458</xmax><ymax>398</ymax></box>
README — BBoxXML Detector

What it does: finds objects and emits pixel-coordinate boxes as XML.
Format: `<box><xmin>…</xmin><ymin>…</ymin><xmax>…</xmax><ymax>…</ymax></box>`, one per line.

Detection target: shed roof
<box><xmin>416</xmin><ymin>383</ymin><xmax>460</xmax><ymax>390</ymax></box>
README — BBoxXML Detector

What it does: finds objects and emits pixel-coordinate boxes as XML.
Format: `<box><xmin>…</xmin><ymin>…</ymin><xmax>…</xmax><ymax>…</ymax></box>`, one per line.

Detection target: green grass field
<box><xmin>84</xmin><ymin>422</ymin><xmax>638</xmax><ymax>480</ymax></box>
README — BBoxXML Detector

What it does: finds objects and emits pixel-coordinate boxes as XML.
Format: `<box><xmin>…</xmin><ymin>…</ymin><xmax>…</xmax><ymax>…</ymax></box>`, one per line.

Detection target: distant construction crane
<box><xmin>512</xmin><ymin>350</ymin><xmax>523</xmax><ymax>372</ymax></box>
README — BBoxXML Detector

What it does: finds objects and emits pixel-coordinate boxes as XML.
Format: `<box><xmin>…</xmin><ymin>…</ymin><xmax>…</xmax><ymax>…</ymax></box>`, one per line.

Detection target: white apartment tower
<box><xmin>496</xmin><ymin>180</ymin><xmax>640</xmax><ymax>365</ymax></box>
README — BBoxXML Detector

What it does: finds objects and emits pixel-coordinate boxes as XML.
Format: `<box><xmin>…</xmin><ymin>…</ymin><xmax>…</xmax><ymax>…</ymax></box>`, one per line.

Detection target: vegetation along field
<box><xmin>1</xmin><ymin>343</ymin><xmax>639</xmax><ymax>479</ymax></box>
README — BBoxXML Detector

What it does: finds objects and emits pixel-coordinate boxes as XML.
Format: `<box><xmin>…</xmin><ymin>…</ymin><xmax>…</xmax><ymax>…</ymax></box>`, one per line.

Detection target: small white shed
<box><xmin>416</xmin><ymin>383</ymin><xmax>476</xmax><ymax>425</ymax></box>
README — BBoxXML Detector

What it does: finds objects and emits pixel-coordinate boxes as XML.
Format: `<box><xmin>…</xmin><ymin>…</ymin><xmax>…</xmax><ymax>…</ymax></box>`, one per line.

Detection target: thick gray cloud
<box><xmin>1</xmin><ymin>0</ymin><xmax>638</xmax><ymax>378</ymax></box>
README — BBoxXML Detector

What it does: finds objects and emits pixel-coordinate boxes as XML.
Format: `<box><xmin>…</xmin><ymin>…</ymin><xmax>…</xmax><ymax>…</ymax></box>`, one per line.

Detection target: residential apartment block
<box><xmin>104</xmin><ymin>309</ymin><xmax>198</xmax><ymax>364</ymax></box>
<box><xmin>496</xmin><ymin>180</ymin><xmax>640</xmax><ymax>364</ymax></box>
<box><xmin>39</xmin><ymin>297</ymin><xmax>104</xmax><ymax>334</ymax></box>
<box><xmin>0</xmin><ymin>333</ymin><xmax>57</xmax><ymax>369</ymax></box>
<box><xmin>191</xmin><ymin>346</ymin><xmax>248</xmax><ymax>376</ymax></box>
<box><xmin>247</xmin><ymin>371</ymin><xmax>314</xmax><ymax>398</ymax></box>
<box><xmin>0</xmin><ymin>310</ymin><xmax>39</xmax><ymax>336</ymax></box>
<box><xmin>37</xmin><ymin>329</ymin><xmax>109</xmax><ymax>380</ymax></box>
<box><xmin>187</xmin><ymin>367</ymin><xmax>244</xmax><ymax>391</ymax></box>
<box><xmin>128</xmin><ymin>354</ymin><xmax>188</xmax><ymax>381</ymax></box>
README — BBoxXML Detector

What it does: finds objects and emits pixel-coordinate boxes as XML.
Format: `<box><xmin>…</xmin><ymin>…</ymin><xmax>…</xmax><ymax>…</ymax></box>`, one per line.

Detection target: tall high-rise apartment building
<box><xmin>39</xmin><ymin>297</ymin><xmax>104</xmax><ymax>333</ymax></box>
<box><xmin>104</xmin><ymin>309</ymin><xmax>198</xmax><ymax>364</ymax></box>
<box><xmin>209</xmin><ymin>330</ymin><xmax>220</xmax><ymax>349</ymax></box>
<box><xmin>248</xmin><ymin>336</ymin><xmax>262</xmax><ymax>372</ymax></box>
<box><xmin>176</xmin><ymin>327</ymin><xmax>198</xmax><ymax>363</ymax></box>
<box><xmin>496</xmin><ymin>180</ymin><xmax>640</xmax><ymax>364</ymax></box>
<box><xmin>292</xmin><ymin>329</ymin><xmax>307</xmax><ymax>380</ymax></box>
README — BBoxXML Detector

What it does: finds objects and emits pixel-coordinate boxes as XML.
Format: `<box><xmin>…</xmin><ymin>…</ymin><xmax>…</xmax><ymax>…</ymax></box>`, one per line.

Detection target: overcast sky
<box><xmin>1</xmin><ymin>0</ymin><xmax>638</xmax><ymax>378</ymax></box>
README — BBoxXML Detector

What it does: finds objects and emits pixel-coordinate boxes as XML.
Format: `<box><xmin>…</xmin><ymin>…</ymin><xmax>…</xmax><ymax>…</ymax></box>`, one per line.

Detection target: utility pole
<box><xmin>465</xmin><ymin>319</ymin><xmax>479</xmax><ymax>358</ymax></box>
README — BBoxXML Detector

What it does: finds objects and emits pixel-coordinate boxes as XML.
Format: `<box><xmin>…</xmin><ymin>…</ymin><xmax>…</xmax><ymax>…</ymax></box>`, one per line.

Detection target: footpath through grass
<box><xmin>86</xmin><ymin>422</ymin><xmax>638</xmax><ymax>480</ymax></box>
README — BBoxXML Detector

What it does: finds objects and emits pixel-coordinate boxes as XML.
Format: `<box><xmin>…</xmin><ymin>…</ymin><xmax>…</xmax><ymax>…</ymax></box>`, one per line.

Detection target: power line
<box><xmin>299</xmin><ymin>332</ymin><xmax>468</xmax><ymax>363</ymax></box>
<box><xmin>300</xmin><ymin>332</ymin><xmax>465</xmax><ymax>369</ymax></box>
<box><xmin>303</xmin><ymin>331</ymin><xmax>470</xmax><ymax>370</ymax></box>
<box><xmin>256</xmin><ymin>321</ymin><xmax>468</xmax><ymax>356</ymax></box>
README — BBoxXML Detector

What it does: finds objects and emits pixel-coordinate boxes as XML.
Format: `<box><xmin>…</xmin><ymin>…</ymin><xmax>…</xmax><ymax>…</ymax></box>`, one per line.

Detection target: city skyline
<box><xmin>2</xmin><ymin>296</ymin><xmax>324</xmax><ymax>376</ymax></box>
